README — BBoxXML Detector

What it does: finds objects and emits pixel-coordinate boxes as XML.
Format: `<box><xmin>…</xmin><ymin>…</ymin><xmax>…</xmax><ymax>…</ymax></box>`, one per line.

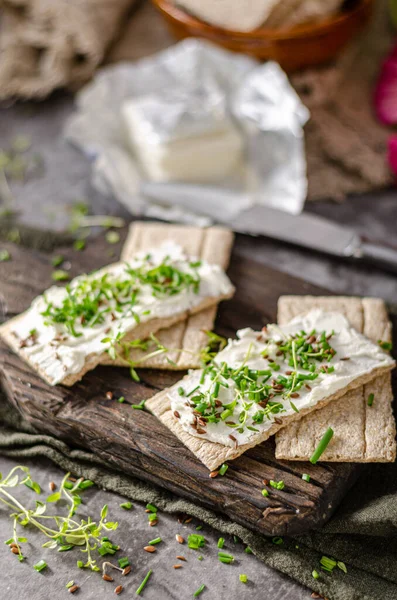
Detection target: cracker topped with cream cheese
<box><xmin>147</xmin><ymin>310</ymin><xmax>395</xmax><ymax>470</ymax></box>
<box><xmin>0</xmin><ymin>242</ymin><xmax>234</xmax><ymax>386</ymax></box>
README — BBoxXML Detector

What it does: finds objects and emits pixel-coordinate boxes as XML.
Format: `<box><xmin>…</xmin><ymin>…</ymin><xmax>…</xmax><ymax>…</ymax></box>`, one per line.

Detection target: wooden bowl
<box><xmin>152</xmin><ymin>0</ymin><xmax>374</xmax><ymax>72</ymax></box>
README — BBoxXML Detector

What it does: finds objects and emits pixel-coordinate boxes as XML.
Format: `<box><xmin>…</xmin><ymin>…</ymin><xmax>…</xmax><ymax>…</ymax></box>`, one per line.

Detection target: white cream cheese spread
<box><xmin>169</xmin><ymin>310</ymin><xmax>395</xmax><ymax>447</ymax></box>
<box><xmin>10</xmin><ymin>242</ymin><xmax>234</xmax><ymax>385</ymax></box>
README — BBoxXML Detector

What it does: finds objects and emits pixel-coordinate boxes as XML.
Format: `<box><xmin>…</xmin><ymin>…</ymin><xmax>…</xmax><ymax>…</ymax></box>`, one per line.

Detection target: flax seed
<box><xmin>196</xmin><ymin>428</ymin><xmax>206</xmax><ymax>434</ymax></box>
<box><xmin>11</xmin><ymin>547</ymin><xmax>19</xmax><ymax>554</ymax></box>
<box><xmin>305</xmin><ymin>384</ymin><xmax>312</xmax><ymax>390</ymax></box>
<box><xmin>176</xmin><ymin>534</ymin><xmax>184</xmax><ymax>544</ymax></box>
<box><xmin>184</xmin><ymin>517</ymin><xmax>192</xmax><ymax>524</ymax></box>
<box><xmin>103</xmin><ymin>574</ymin><xmax>114</xmax><ymax>582</ymax></box>
<box><xmin>106</xmin><ymin>391</ymin><xmax>113</xmax><ymax>400</ymax></box>
<box><xmin>144</xmin><ymin>546</ymin><xmax>156</xmax><ymax>553</ymax></box>
<box><xmin>229</xmin><ymin>434</ymin><xmax>237</xmax><ymax>443</ymax></box>
<box><xmin>290</xmin><ymin>392</ymin><xmax>300</xmax><ymax>398</ymax></box>
<box><xmin>176</xmin><ymin>556</ymin><xmax>186</xmax><ymax>561</ymax></box>
<box><xmin>69</xmin><ymin>585</ymin><xmax>79</xmax><ymax>594</ymax></box>
<box><xmin>49</xmin><ymin>481</ymin><xmax>56</xmax><ymax>492</ymax></box>
<box><xmin>209</xmin><ymin>471</ymin><xmax>219</xmax><ymax>478</ymax></box>
<box><xmin>122</xmin><ymin>566</ymin><xmax>131</xmax><ymax>576</ymax></box>
<box><xmin>114</xmin><ymin>585</ymin><xmax>123</xmax><ymax>595</ymax></box>
<box><xmin>274</xmin><ymin>417</ymin><xmax>282</xmax><ymax>424</ymax></box>
<box><xmin>173</xmin><ymin>564</ymin><xmax>182</xmax><ymax>569</ymax></box>
<box><xmin>149</xmin><ymin>519</ymin><xmax>158</xmax><ymax>526</ymax></box>
<box><xmin>174</xmin><ymin>411</ymin><xmax>181</xmax><ymax>419</ymax></box>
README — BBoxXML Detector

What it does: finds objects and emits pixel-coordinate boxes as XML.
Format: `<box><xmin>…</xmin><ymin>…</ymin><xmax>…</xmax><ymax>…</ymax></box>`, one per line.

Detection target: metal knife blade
<box><xmin>140</xmin><ymin>181</ymin><xmax>397</xmax><ymax>272</ymax></box>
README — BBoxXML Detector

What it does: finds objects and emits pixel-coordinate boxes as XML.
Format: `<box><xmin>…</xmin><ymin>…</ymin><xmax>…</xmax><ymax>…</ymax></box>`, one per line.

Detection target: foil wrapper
<box><xmin>65</xmin><ymin>39</ymin><xmax>309</xmax><ymax>220</ymax></box>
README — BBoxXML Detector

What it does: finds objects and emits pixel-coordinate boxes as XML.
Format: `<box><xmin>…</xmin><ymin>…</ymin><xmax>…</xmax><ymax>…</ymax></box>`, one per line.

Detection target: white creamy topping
<box><xmin>170</xmin><ymin>310</ymin><xmax>395</xmax><ymax>447</ymax></box>
<box><xmin>12</xmin><ymin>242</ymin><xmax>234</xmax><ymax>385</ymax></box>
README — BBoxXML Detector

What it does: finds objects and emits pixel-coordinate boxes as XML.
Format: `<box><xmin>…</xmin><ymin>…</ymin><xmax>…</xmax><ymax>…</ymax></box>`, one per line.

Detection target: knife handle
<box><xmin>358</xmin><ymin>242</ymin><xmax>397</xmax><ymax>274</ymax></box>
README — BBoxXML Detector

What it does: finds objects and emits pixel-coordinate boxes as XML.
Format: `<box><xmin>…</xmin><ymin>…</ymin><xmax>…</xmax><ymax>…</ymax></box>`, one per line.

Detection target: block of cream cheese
<box><xmin>122</xmin><ymin>90</ymin><xmax>243</xmax><ymax>183</ymax></box>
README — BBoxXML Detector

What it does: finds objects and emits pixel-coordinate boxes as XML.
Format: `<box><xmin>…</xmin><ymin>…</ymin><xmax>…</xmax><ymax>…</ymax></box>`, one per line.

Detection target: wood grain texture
<box><xmin>0</xmin><ymin>228</ymin><xmax>366</xmax><ymax>536</ymax></box>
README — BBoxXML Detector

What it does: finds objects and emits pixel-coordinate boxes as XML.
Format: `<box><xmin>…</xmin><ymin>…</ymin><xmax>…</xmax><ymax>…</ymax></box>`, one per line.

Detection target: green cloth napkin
<box><xmin>0</xmin><ymin>398</ymin><xmax>396</xmax><ymax>600</ymax></box>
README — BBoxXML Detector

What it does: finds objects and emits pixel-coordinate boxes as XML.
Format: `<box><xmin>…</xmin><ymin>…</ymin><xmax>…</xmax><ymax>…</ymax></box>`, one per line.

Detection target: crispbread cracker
<box><xmin>275</xmin><ymin>296</ymin><xmax>396</xmax><ymax>463</ymax></box>
<box><xmin>146</xmin><ymin>332</ymin><xmax>394</xmax><ymax>471</ymax></box>
<box><xmin>0</xmin><ymin>225</ymin><xmax>234</xmax><ymax>386</ymax></box>
<box><xmin>103</xmin><ymin>222</ymin><xmax>234</xmax><ymax>370</ymax></box>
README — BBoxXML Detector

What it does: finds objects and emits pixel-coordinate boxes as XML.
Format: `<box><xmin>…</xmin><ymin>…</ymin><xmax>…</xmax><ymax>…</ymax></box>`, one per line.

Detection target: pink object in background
<box><xmin>374</xmin><ymin>42</ymin><xmax>397</xmax><ymax>125</ymax></box>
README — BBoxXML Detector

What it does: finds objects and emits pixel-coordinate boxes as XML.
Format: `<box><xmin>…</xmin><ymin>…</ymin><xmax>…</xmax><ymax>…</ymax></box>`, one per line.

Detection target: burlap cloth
<box><xmin>0</xmin><ymin>0</ymin><xmax>394</xmax><ymax>201</ymax></box>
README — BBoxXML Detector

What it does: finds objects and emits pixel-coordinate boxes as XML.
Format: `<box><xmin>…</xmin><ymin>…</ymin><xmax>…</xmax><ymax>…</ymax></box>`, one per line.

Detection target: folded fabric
<box><xmin>0</xmin><ymin>396</ymin><xmax>396</xmax><ymax>600</ymax></box>
<box><xmin>0</xmin><ymin>0</ymin><xmax>136</xmax><ymax>99</ymax></box>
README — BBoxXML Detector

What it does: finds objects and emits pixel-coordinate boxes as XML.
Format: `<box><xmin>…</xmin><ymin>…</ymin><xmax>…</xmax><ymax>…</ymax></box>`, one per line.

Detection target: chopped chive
<box><xmin>118</xmin><ymin>557</ymin><xmax>130</xmax><ymax>569</ymax></box>
<box><xmin>178</xmin><ymin>387</ymin><xmax>185</xmax><ymax>396</ymax></box>
<box><xmin>312</xmin><ymin>570</ymin><xmax>320</xmax><ymax>579</ymax></box>
<box><xmin>269</xmin><ymin>480</ymin><xmax>285</xmax><ymax>490</ymax></box>
<box><xmin>196</xmin><ymin>525</ymin><xmax>203</xmax><ymax>531</ymax></box>
<box><xmin>272</xmin><ymin>537</ymin><xmax>283</xmax><ymax>545</ymax></box>
<box><xmin>78</xmin><ymin>479</ymin><xmax>94</xmax><ymax>490</ymax></box>
<box><xmin>148</xmin><ymin>537</ymin><xmax>162</xmax><ymax>545</ymax></box>
<box><xmin>367</xmin><ymin>393</ymin><xmax>374</xmax><ymax>407</ymax></box>
<box><xmin>219</xmin><ymin>464</ymin><xmax>228</xmax><ymax>476</ymax></box>
<box><xmin>217</xmin><ymin>538</ymin><xmax>225</xmax><ymax>549</ymax></box>
<box><xmin>77</xmin><ymin>560</ymin><xmax>84</xmax><ymax>568</ymax></box>
<box><xmin>193</xmin><ymin>584</ymin><xmax>206</xmax><ymax>597</ymax></box>
<box><xmin>320</xmin><ymin>556</ymin><xmax>337</xmax><ymax>572</ymax></box>
<box><xmin>261</xmin><ymin>489</ymin><xmax>269</xmax><ymax>497</ymax></box>
<box><xmin>244</xmin><ymin>547</ymin><xmax>253</xmax><ymax>554</ymax></box>
<box><xmin>198</xmin><ymin>555</ymin><xmax>203</xmax><ymax>561</ymax></box>
<box><xmin>120</xmin><ymin>502</ymin><xmax>132</xmax><ymax>510</ymax></box>
<box><xmin>233</xmin><ymin>536</ymin><xmax>239</xmax><ymax>544</ymax></box>
<box><xmin>118</xmin><ymin>396</ymin><xmax>125</xmax><ymax>403</ymax></box>
<box><xmin>310</xmin><ymin>427</ymin><xmax>334</xmax><ymax>464</ymax></box>
<box><xmin>131</xmin><ymin>399</ymin><xmax>146</xmax><ymax>410</ymax></box>
<box><xmin>51</xmin><ymin>255</ymin><xmax>64</xmax><ymax>267</ymax></box>
<box><xmin>0</xmin><ymin>249</ymin><xmax>11</xmax><ymax>262</ymax></box>
<box><xmin>218</xmin><ymin>552</ymin><xmax>234</xmax><ymax>560</ymax></box>
<box><xmin>136</xmin><ymin>569</ymin><xmax>152</xmax><ymax>595</ymax></box>
<box><xmin>73</xmin><ymin>239</ymin><xmax>86</xmax><ymax>251</ymax></box>
<box><xmin>66</xmin><ymin>581</ymin><xmax>75</xmax><ymax>589</ymax></box>
<box><xmin>148</xmin><ymin>513</ymin><xmax>158</xmax><ymax>522</ymax></box>
<box><xmin>33</xmin><ymin>560</ymin><xmax>47</xmax><ymax>572</ymax></box>
<box><xmin>378</xmin><ymin>340</ymin><xmax>392</xmax><ymax>351</ymax></box>
<box><xmin>188</xmin><ymin>534</ymin><xmax>205</xmax><ymax>549</ymax></box>
<box><xmin>187</xmin><ymin>385</ymin><xmax>200</xmax><ymax>397</ymax></box>
<box><xmin>302</xmin><ymin>473</ymin><xmax>311</xmax><ymax>482</ymax></box>
<box><xmin>146</xmin><ymin>503</ymin><xmax>157</xmax><ymax>513</ymax></box>
<box><xmin>219</xmin><ymin>556</ymin><xmax>233</xmax><ymax>564</ymax></box>
<box><xmin>52</xmin><ymin>269</ymin><xmax>69</xmax><ymax>282</ymax></box>
<box><xmin>239</xmin><ymin>574</ymin><xmax>248</xmax><ymax>583</ymax></box>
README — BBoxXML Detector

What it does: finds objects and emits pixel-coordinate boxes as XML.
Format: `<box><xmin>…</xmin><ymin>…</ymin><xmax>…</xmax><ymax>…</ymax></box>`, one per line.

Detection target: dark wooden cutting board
<box><xmin>0</xmin><ymin>228</ymin><xmax>365</xmax><ymax>537</ymax></box>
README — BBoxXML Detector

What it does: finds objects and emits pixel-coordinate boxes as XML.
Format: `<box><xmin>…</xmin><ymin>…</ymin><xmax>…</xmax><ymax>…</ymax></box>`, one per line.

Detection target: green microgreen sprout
<box><xmin>239</xmin><ymin>574</ymin><xmax>248</xmax><ymax>583</ymax></box>
<box><xmin>0</xmin><ymin>466</ymin><xmax>118</xmax><ymax>573</ymax></box>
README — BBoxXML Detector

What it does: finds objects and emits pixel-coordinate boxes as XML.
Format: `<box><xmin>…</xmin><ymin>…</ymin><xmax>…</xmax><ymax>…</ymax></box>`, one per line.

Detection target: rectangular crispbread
<box><xmin>146</xmin><ymin>302</ymin><xmax>395</xmax><ymax>471</ymax></box>
<box><xmin>100</xmin><ymin>222</ymin><xmax>234</xmax><ymax>370</ymax></box>
<box><xmin>0</xmin><ymin>224</ymin><xmax>234</xmax><ymax>386</ymax></box>
<box><xmin>275</xmin><ymin>296</ymin><xmax>396</xmax><ymax>463</ymax></box>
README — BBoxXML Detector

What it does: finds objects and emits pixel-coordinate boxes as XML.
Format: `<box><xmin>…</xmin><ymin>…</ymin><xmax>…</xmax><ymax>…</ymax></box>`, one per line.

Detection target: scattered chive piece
<box><xmin>131</xmin><ymin>400</ymin><xmax>146</xmax><ymax>410</ymax></box>
<box><xmin>312</xmin><ymin>570</ymin><xmax>320</xmax><ymax>579</ymax></box>
<box><xmin>244</xmin><ymin>547</ymin><xmax>253</xmax><ymax>554</ymax></box>
<box><xmin>239</xmin><ymin>574</ymin><xmax>248</xmax><ymax>584</ymax></box>
<box><xmin>106</xmin><ymin>231</ymin><xmax>120</xmax><ymax>245</ymax></box>
<box><xmin>219</xmin><ymin>464</ymin><xmax>228</xmax><ymax>476</ymax></box>
<box><xmin>378</xmin><ymin>340</ymin><xmax>393</xmax><ymax>351</ymax></box>
<box><xmin>118</xmin><ymin>396</ymin><xmax>125</xmax><ymax>403</ymax></box>
<box><xmin>136</xmin><ymin>569</ymin><xmax>152</xmax><ymax>595</ymax></box>
<box><xmin>261</xmin><ymin>489</ymin><xmax>269</xmax><ymax>497</ymax></box>
<box><xmin>196</xmin><ymin>525</ymin><xmax>203</xmax><ymax>531</ymax></box>
<box><xmin>310</xmin><ymin>427</ymin><xmax>334</xmax><ymax>464</ymax></box>
<box><xmin>198</xmin><ymin>555</ymin><xmax>203</xmax><ymax>561</ymax></box>
<box><xmin>178</xmin><ymin>387</ymin><xmax>185</xmax><ymax>396</ymax></box>
<box><xmin>233</xmin><ymin>536</ymin><xmax>239</xmax><ymax>544</ymax></box>
<box><xmin>66</xmin><ymin>581</ymin><xmax>75</xmax><ymax>589</ymax></box>
<box><xmin>269</xmin><ymin>480</ymin><xmax>285</xmax><ymax>490</ymax></box>
<box><xmin>0</xmin><ymin>249</ymin><xmax>11</xmax><ymax>262</ymax></box>
<box><xmin>52</xmin><ymin>269</ymin><xmax>69</xmax><ymax>282</ymax></box>
<box><xmin>217</xmin><ymin>538</ymin><xmax>225</xmax><ymax>549</ymax></box>
<box><xmin>148</xmin><ymin>537</ymin><xmax>161</xmax><ymax>545</ymax></box>
<box><xmin>118</xmin><ymin>557</ymin><xmax>130</xmax><ymax>569</ymax></box>
<box><xmin>337</xmin><ymin>561</ymin><xmax>347</xmax><ymax>573</ymax></box>
<box><xmin>51</xmin><ymin>255</ymin><xmax>64</xmax><ymax>267</ymax></box>
<box><xmin>73</xmin><ymin>239</ymin><xmax>86</xmax><ymax>251</ymax></box>
<box><xmin>77</xmin><ymin>560</ymin><xmax>84</xmax><ymax>568</ymax></box>
<box><xmin>188</xmin><ymin>534</ymin><xmax>205</xmax><ymax>549</ymax></box>
<box><xmin>302</xmin><ymin>473</ymin><xmax>311</xmax><ymax>482</ymax></box>
<box><xmin>320</xmin><ymin>556</ymin><xmax>337</xmax><ymax>572</ymax></box>
<box><xmin>120</xmin><ymin>502</ymin><xmax>132</xmax><ymax>510</ymax></box>
<box><xmin>148</xmin><ymin>513</ymin><xmax>158</xmax><ymax>522</ymax></box>
<box><xmin>193</xmin><ymin>584</ymin><xmax>206</xmax><ymax>597</ymax></box>
<box><xmin>146</xmin><ymin>503</ymin><xmax>157</xmax><ymax>513</ymax></box>
<box><xmin>367</xmin><ymin>393</ymin><xmax>374</xmax><ymax>407</ymax></box>
<box><xmin>272</xmin><ymin>537</ymin><xmax>283</xmax><ymax>545</ymax></box>
<box><xmin>33</xmin><ymin>560</ymin><xmax>47</xmax><ymax>572</ymax></box>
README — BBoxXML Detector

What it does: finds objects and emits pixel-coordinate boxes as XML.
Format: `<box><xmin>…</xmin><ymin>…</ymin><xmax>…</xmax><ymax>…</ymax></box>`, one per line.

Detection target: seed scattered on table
<box><xmin>69</xmin><ymin>585</ymin><xmax>79</xmax><ymax>594</ymax></box>
<box><xmin>144</xmin><ymin>546</ymin><xmax>156</xmax><ymax>553</ymax></box>
<box><xmin>176</xmin><ymin>534</ymin><xmax>184</xmax><ymax>544</ymax></box>
<box><xmin>209</xmin><ymin>471</ymin><xmax>219</xmax><ymax>478</ymax></box>
<box><xmin>114</xmin><ymin>585</ymin><xmax>123</xmax><ymax>595</ymax></box>
<box><xmin>11</xmin><ymin>547</ymin><xmax>19</xmax><ymax>554</ymax></box>
<box><xmin>173</xmin><ymin>564</ymin><xmax>182</xmax><ymax>569</ymax></box>
<box><xmin>49</xmin><ymin>481</ymin><xmax>56</xmax><ymax>492</ymax></box>
<box><xmin>106</xmin><ymin>391</ymin><xmax>113</xmax><ymax>400</ymax></box>
<box><xmin>176</xmin><ymin>556</ymin><xmax>186</xmax><ymax>561</ymax></box>
<box><xmin>149</xmin><ymin>520</ymin><xmax>158</xmax><ymax>527</ymax></box>
<box><xmin>122</xmin><ymin>566</ymin><xmax>131</xmax><ymax>576</ymax></box>
<box><xmin>103</xmin><ymin>574</ymin><xmax>114</xmax><ymax>582</ymax></box>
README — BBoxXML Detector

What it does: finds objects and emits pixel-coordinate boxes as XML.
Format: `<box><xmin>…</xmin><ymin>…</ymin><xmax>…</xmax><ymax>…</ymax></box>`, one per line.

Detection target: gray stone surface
<box><xmin>0</xmin><ymin>92</ymin><xmax>397</xmax><ymax>599</ymax></box>
<box><xmin>0</xmin><ymin>456</ymin><xmax>310</xmax><ymax>600</ymax></box>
